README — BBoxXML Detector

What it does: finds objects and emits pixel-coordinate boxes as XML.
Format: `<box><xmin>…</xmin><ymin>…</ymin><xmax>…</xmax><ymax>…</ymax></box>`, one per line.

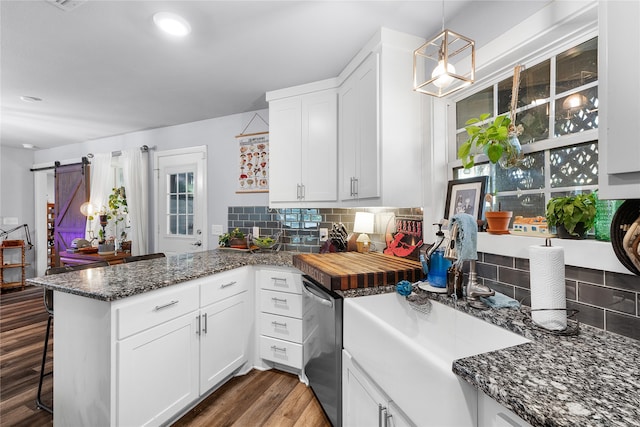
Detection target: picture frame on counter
<box><xmin>236</xmin><ymin>131</ymin><xmax>269</xmax><ymax>193</ymax></box>
<box><xmin>444</xmin><ymin>176</ymin><xmax>488</xmax><ymax>220</ymax></box>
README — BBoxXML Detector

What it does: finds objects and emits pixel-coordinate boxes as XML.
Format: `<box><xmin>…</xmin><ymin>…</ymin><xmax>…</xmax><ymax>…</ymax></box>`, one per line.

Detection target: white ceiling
<box><xmin>1</xmin><ymin>0</ymin><xmax>549</xmax><ymax>151</ymax></box>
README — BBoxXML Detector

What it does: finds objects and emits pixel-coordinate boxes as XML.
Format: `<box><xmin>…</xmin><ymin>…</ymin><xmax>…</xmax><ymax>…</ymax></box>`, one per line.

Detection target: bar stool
<box><xmin>122</xmin><ymin>252</ymin><xmax>165</xmax><ymax>263</ymax></box>
<box><xmin>36</xmin><ymin>261</ymin><xmax>109</xmax><ymax>414</ymax></box>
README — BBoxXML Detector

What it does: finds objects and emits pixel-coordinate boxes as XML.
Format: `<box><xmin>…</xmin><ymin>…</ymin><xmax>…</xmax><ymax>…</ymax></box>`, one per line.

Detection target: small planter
<box><xmin>229</xmin><ymin>237</ymin><xmax>248</xmax><ymax>249</ymax></box>
<box><xmin>98</xmin><ymin>242</ymin><xmax>115</xmax><ymax>254</ymax></box>
<box><xmin>485</xmin><ymin>211</ymin><xmax>513</xmax><ymax>235</ymax></box>
<box><xmin>556</xmin><ymin>223</ymin><xmax>588</xmax><ymax>240</ymax></box>
<box><xmin>120</xmin><ymin>240</ymin><xmax>132</xmax><ymax>253</ymax></box>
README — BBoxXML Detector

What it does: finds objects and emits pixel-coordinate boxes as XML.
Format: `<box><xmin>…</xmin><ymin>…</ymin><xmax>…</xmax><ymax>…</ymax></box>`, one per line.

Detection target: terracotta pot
<box><xmin>229</xmin><ymin>237</ymin><xmax>248</xmax><ymax>249</ymax></box>
<box><xmin>485</xmin><ymin>211</ymin><xmax>513</xmax><ymax>235</ymax></box>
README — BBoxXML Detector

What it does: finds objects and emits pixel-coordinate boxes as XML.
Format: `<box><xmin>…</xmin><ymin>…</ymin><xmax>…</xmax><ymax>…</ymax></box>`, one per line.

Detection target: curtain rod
<box><xmin>86</xmin><ymin>144</ymin><xmax>151</xmax><ymax>159</ymax></box>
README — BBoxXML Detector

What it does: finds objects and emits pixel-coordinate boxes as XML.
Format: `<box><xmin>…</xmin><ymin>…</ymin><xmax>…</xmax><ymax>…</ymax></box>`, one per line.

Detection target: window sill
<box><xmin>477</xmin><ymin>232</ymin><xmax>631</xmax><ymax>275</ymax></box>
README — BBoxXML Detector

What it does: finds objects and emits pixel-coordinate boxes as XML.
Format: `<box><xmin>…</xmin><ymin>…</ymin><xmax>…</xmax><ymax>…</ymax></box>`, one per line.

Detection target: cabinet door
<box><xmin>117</xmin><ymin>312</ymin><xmax>199</xmax><ymax>427</ymax></box>
<box><xmin>200</xmin><ymin>291</ymin><xmax>249</xmax><ymax>393</ymax></box>
<box><xmin>269</xmin><ymin>97</ymin><xmax>302</xmax><ymax>202</ymax></box>
<box><xmin>343</xmin><ymin>350</ymin><xmax>387</xmax><ymax>427</ymax></box>
<box><xmin>478</xmin><ymin>390</ymin><xmax>532</xmax><ymax>427</ymax></box>
<box><xmin>339</xmin><ymin>52</ymin><xmax>380</xmax><ymax>201</ymax></box>
<box><xmin>301</xmin><ymin>91</ymin><xmax>338</xmax><ymax>202</ymax></box>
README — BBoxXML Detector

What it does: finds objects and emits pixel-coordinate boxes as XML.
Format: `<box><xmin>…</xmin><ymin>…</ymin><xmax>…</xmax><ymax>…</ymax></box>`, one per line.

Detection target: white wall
<box><xmin>32</xmin><ymin>109</ymin><xmax>270</xmax><ymax>252</ymax></box>
<box><xmin>0</xmin><ymin>145</ymin><xmax>36</xmax><ymax>278</ymax></box>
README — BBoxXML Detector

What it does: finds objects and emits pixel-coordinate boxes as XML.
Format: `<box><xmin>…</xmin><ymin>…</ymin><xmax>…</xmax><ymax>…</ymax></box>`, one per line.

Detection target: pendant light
<box><xmin>413</xmin><ymin>1</ymin><xmax>475</xmax><ymax>97</ymax></box>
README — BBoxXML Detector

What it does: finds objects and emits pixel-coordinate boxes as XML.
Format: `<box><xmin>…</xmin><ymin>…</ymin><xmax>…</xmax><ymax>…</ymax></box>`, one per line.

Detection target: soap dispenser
<box><xmin>424</xmin><ymin>223</ymin><xmax>451</xmax><ymax>288</ymax></box>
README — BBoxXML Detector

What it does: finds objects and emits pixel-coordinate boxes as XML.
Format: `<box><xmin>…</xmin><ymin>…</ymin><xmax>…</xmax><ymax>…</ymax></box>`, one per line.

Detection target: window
<box><xmin>167</xmin><ymin>172</ymin><xmax>195</xmax><ymax>235</ymax></box>
<box><xmin>453</xmin><ymin>37</ymin><xmax>598</xmax><ymax>219</ymax></box>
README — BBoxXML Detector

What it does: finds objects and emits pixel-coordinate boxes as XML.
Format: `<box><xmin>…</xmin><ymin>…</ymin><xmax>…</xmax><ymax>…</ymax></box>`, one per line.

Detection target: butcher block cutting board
<box><xmin>293</xmin><ymin>252</ymin><xmax>423</xmax><ymax>291</ymax></box>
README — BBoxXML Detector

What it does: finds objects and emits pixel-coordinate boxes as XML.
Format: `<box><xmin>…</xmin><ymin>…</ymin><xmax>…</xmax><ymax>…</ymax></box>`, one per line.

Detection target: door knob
<box><xmin>192</xmin><ymin>240</ymin><xmax>202</xmax><ymax>247</ymax></box>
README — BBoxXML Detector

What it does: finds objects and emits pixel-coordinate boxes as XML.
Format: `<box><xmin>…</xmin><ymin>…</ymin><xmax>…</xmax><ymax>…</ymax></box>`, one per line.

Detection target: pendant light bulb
<box><xmin>432</xmin><ymin>59</ymin><xmax>456</xmax><ymax>88</ymax></box>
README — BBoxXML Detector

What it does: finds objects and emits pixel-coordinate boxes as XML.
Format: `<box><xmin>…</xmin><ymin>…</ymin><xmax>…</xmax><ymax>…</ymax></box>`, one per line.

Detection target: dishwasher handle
<box><xmin>302</xmin><ymin>281</ymin><xmax>334</xmax><ymax>308</ymax></box>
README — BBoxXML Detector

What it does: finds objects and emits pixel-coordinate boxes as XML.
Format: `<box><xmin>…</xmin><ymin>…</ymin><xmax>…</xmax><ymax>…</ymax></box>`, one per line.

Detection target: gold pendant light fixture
<box><xmin>413</xmin><ymin>0</ymin><xmax>475</xmax><ymax>97</ymax></box>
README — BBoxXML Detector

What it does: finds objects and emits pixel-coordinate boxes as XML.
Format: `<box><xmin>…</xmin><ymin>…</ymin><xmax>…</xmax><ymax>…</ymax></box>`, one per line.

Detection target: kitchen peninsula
<box><xmin>28</xmin><ymin>249</ymin><xmax>640</xmax><ymax>427</ymax></box>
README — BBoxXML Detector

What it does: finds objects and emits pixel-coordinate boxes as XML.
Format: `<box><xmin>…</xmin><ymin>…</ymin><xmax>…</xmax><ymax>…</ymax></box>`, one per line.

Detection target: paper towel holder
<box><xmin>523</xmin><ymin>308</ymin><xmax>580</xmax><ymax>336</ymax></box>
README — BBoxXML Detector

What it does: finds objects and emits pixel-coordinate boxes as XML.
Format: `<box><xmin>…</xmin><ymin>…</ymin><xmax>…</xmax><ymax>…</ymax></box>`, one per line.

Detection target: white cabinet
<box><xmin>478</xmin><ymin>390</ymin><xmax>532</xmax><ymax>427</ymax></box>
<box><xmin>339</xmin><ymin>52</ymin><xmax>380</xmax><ymax>201</ymax></box>
<box><xmin>338</xmin><ymin>28</ymin><xmax>425</xmax><ymax>206</ymax></box>
<box><xmin>343</xmin><ymin>349</ymin><xmax>414</xmax><ymax>427</ymax></box>
<box><xmin>268</xmin><ymin>89</ymin><xmax>338</xmax><ymax>204</ymax></box>
<box><xmin>257</xmin><ymin>268</ymin><xmax>310</xmax><ymax>372</ymax></box>
<box><xmin>598</xmin><ymin>0</ymin><xmax>640</xmax><ymax>199</ymax></box>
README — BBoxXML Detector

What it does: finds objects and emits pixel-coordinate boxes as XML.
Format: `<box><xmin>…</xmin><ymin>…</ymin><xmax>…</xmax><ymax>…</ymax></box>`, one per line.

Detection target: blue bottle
<box><xmin>427</xmin><ymin>247</ymin><xmax>451</xmax><ymax>288</ymax></box>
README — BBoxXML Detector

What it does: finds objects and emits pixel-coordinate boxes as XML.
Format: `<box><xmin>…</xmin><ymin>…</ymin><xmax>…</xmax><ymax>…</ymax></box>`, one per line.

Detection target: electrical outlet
<box><xmin>319</xmin><ymin>228</ymin><xmax>329</xmax><ymax>242</ymax></box>
<box><xmin>253</xmin><ymin>226</ymin><xmax>260</xmax><ymax>237</ymax></box>
<box><xmin>212</xmin><ymin>224</ymin><xmax>223</xmax><ymax>235</ymax></box>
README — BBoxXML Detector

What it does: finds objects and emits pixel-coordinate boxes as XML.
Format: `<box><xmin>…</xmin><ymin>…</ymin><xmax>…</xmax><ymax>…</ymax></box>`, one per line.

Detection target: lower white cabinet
<box><xmin>343</xmin><ymin>349</ymin><xmax>414</xmax><ymax>427</ymax></box>
<box><xmin>478</xmin><ymin>390</ymin><xmax>532</xmax><ymax>427</ymax></box>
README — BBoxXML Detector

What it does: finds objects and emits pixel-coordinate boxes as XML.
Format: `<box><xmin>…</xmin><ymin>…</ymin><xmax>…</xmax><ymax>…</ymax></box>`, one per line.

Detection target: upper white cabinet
<box><xmin>598</xmin><ymin>0</ymin><xmax>640</xmax><ymax>199</ymax></box>
<box><xmin>267</xmin><ymin>28</ymin><xmax>426</xmax><ymax>208</ymax></box>
<box><xmin>268</xmin><ymin>85</ymin><xmax>338</xmax><ymax>205</ymax></box>
<box><xmin>338</xmin><ymin>29</ymin><xmax>425</xmax><ymax>207</ymax></box>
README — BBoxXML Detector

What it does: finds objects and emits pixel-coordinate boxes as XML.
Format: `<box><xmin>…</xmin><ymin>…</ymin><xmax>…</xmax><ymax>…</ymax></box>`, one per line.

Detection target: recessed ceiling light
<box><xmin>153</xmin><ymin>12</ymin><xmax>191</xmax><ymax>37</ymax></box>
<box><xmin>20</xmin><ymin>95</ymin><xmax>43</xmax><ymax>103</ymax></box>
<box><xmin>22</xmin><ymin>143</ymin><xmax>36</xmax><ymax>149</ymax></box>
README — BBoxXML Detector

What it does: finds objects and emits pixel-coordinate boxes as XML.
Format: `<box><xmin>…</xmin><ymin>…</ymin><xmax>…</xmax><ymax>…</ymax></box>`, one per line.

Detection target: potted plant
<box><xmin>458</xmin><ymin>113</ymin><xmax>523</xmax><ymax>169</ymax></box>
<box><xmin>545</xmin><ymin>192</ymin><xmax>597</xmax><ymax>239</ymax></box>
<box><xmin>484</xmin><ymin>194</ymin><xmax>512</xmax><ymax>234</ymax></box>
<box><xmin>218</xmin><ymin>228</ymin><xmax>247</xmax><ymax>249</ymax></box>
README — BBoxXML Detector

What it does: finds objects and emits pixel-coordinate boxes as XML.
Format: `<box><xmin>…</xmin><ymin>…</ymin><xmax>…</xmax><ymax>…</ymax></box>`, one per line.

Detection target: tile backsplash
<box><xmin>227</xmin><ymin>206</ymin><xmax>639</xmax><ymax>341</ymax></box>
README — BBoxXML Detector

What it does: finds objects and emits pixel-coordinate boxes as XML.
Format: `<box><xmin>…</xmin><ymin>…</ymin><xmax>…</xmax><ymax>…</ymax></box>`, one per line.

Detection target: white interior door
<box><xmin>155</xmin><ymin>147</ymin><xmax>207</xmax><ymax>254</ymax></box>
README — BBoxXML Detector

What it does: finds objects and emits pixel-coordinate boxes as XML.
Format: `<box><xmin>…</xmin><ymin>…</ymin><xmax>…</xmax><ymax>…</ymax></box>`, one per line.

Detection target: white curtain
<box><xmin>122</xmin><ymin>148</ymin><xmax>149</xmax><ymax>255</ymax></box>
<box><xmin>87</xmin><ymin>152</ymin><xmax>112</xmax><ymax>243</ymax></box>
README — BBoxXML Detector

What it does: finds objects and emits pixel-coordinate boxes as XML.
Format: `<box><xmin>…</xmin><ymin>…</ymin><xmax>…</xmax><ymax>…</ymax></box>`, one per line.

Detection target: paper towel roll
<box><xmin>529</xmin><ymin>244</ymin><xmax>567</xmax><ymax>330</ymax></box>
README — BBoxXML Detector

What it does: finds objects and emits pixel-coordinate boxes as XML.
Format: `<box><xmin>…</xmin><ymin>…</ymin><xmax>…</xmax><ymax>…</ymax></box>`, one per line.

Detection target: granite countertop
<box><xmin>26</xmin><ymin>249</ymin><xmax>295</xmax><ymax>301</ymax></box>
<box><xmin>403</xmin><ymin>288</ymin><xmax>640</xmax><ymax>427</ymax></box>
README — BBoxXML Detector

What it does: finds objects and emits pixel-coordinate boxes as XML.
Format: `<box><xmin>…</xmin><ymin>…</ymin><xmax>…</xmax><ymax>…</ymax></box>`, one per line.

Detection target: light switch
<box><xmin>253</xmin><ymin>226</ymin><xmax>260</xmax><ymax>237</ymax></box>
<box><xmin>319</xmin><ymin>228</ymin><xmax>329</xmax><ymax>242</ymax></box>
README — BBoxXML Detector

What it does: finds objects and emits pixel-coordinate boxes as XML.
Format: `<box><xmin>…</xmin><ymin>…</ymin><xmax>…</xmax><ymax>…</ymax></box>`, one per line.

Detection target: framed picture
<box><xmin>444</xmin><ymin>176</ymin><xmax>489</xmax><ymax>220</ymax></box>
<box><xmin>236</xmin><ymin>132</ymin><xmax>269</xmax><ymax>193</ymax></box>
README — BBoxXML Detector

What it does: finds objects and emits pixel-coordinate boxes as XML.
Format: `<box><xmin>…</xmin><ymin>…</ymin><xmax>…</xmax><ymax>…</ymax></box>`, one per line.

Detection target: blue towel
<box><xmin>449</xmin><ymin>213</ymin><xmax>477</xmax><ymax>267</ymax></box>
<box><xmin>480</xmin><ymin>292</ymin><xmax>521</xmax><ymax>309</ymax></box>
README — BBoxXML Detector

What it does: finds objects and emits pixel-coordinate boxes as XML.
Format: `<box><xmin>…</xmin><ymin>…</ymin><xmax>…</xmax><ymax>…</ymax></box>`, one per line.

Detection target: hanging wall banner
<box><xmin>236</xmin><ymin>132</ymin><xmax>269</xmax><ymax>193</ymax></box>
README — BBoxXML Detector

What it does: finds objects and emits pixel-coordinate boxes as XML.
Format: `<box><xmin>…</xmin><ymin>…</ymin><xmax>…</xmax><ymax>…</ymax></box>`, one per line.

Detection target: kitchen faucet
<box><xmin>445</xmin><ymin>221</ymin><xmax>495</xmax><ymax>309</ymax></box>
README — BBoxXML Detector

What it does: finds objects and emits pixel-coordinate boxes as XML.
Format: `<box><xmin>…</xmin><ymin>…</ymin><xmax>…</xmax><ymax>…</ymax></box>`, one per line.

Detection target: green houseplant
<box><xmin>458</xmin><ymin>113</ymin><xmax>523</xmax><ymax>169</ymax></box>
<box><xmin>545</xmin><ymin>192</ymin><xmax>597</xmax><ymax>239</ymax></box>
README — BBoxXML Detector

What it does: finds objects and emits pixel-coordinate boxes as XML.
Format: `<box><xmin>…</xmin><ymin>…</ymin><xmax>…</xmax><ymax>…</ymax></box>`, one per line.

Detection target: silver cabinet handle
<box><xmin>296</xmin><ymin>183</ymin><xmax>302</xmax><ymax>200</ymax></box>
<box><xmin>384</xmin><ymin>410</ymin><xmax>391</xmax><ymax>427</ymax></box>
<box><xmin>353</xmin><ymin>177</ymin><xmax>358</xmax><ymax>197</ymax></box>
<box><xmin>271</xmin><ymin>321</ymin><xmax>287</xmax><ymax>328</ymax></box>
<box><xmin>155</xmin><ymin>300</ymin><xmax>178</xmax><ymax>311</ymax></box>
<box><xmin>271</xmin><ymin>277</ymin><xmax>288</xmax><ymax>285</ymax></box>
<box><xmin>202</xmin><ymin>313</ymin><xmax>207</xmax><ymax>334</ymax></box>
<box><xmin>196</xmin><ymin>315</ymin><xmax>201</xmax><ymax>336</ymax></box>
<box><xmin>271</xmin><ymin>297</ymin><xmax>287</xmax><ymax>304</ymax></box>
<box><xmin>270</xmin><ymin>345</ymin><xmax>287</xmax><ymax>353</ymax></box>
<box><xmin>300</xmin><ymin>183</ymin><xmax>305</xmax><ymax>199</ymax></box>
<box><xmin>220</xmin><ymin>281</ymin><xmax>237</xmax><ymax>288</ymax></box>
<box><xmin>378</xmin><ymin>404</ymin><xmax>384</xmax><ymax>427</ymax></box>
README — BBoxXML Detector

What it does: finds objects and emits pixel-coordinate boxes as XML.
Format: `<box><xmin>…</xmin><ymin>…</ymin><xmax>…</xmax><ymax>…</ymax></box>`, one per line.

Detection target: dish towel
<box><xmin>480</xmin><ymin>292</ymin><xmax>521</xmax><ymax>309</ymax></box>
<box><xmin>449</xmin><ymin>213</ymin><xmax>478</xmax><ymax>267</ymax></box>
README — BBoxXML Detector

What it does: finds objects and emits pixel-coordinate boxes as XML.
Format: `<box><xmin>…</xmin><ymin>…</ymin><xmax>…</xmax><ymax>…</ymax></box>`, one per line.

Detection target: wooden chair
<box><xmin>36</xmin><ymin>261</ymin><xmax>109</xmax><ymax>414</ymax></box>
<box><xmin>122</xmin><ymin>253</ymin><xmax>166</xmax><ymax>263</ymax></box>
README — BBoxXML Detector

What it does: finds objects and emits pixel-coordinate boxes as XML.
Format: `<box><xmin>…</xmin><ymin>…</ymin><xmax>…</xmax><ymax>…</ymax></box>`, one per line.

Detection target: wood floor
<box><xmin>0</xmin><ymin>286</ymin><xmax>331</xmax><ymax>427</ymax></box>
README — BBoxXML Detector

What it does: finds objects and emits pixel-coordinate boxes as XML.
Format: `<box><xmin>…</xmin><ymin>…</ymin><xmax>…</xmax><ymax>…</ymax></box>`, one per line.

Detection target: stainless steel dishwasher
<box><xmin>302</xmin><ymin>275</ymin><xmax>343</xmax><ymax>427</ymax></box>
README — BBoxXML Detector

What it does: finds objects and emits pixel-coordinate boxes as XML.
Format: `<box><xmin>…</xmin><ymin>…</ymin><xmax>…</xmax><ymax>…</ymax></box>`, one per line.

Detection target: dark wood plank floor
<box><xmin>0</xmin><ymin>286</ymin><xmax>331</xmax><ymax>427</ymax></box>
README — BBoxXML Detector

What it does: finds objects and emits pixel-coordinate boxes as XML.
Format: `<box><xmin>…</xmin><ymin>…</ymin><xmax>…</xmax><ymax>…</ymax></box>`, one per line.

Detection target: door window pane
<box><xmin>166</xmin><ymin>172</ymin><xmax>195</xmax><ymax>236</ymax></box>
<box><xmin>550</xmin><ymin>141</ymin><xmax>599</xmax><ymax>187</ymax></box>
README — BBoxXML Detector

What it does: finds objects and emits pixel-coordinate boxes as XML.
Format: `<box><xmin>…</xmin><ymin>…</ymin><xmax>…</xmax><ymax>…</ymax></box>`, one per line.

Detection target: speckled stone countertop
<box><xmin>372</xmin><ymin>286</ymin><xmax>639</xmax><ymax>427</ymax></box>
<box><xmin>26</xmin><ymin>249</ymin><xmax>295</xmax><ymax>301</ymax></box>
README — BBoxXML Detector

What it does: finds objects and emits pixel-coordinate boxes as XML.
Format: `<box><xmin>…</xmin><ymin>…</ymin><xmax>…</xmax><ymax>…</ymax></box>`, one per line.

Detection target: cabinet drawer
<box><xmin>116</xmin><ymin>285</ymin><xmax>199</xmax><ymax>340</ymax></box>
<box><xmin>200</xmin><ymin>268</ymin><xmax>249</xmax><ymax>307</ymax></box>
<box><xmin>260</xmin><ymin>312</ymin><xmax>303</xmax><ymax>343</ymax></box>
<box><xmin>257</xmin><ymin>269</ymin><xmax>302</xmax><ymax>294</ymax></box>
<box><xmin>260</xmin><ymin>289</ymin><xmax>303</xmax><ymax>318</ymax></box>
<box><xmin>259</xmin><ymin>336</ymin><xmax>303</xmax><ymax>369</ymax></box>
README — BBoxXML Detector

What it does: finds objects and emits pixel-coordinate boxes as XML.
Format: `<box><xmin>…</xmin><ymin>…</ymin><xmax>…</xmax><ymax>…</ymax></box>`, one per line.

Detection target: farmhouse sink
<box><xmin>344</xmin><ymin>292</ymin><xmax>530</xmax><ymax>426</ymax></box>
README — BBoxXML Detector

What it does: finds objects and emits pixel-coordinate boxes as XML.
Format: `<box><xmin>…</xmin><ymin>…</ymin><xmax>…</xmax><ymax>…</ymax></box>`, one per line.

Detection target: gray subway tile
<box><xmin>565</xmin><ymin>280</ymin><xmax>577</xmax><ymax>301</ymax></box>
<box><xmin>604</xmin><ymin>271</ymin><xmax>640</xmax><ymax>292</ymax></box>
<box><xmin>578</xmin><ymin>282</ymin><xmax>636</xmax><ymax>315</ymax></box>
<box><xmin>565</xmin><ymin>265</ymin><xmax>603</xmax><ymax>285</ymax></box>
<box><xmin>605</xmin><ymin>311</ymin><xmax>640</xmax><ymax>341</ymax></box>
<box><xmin>476</xmin><ymin>262</ymin><xmax>497</xmax><ymax>281</ymax></box>
<box><xmin>515</xmin><ymin>257</ymin><xmax>530</xmax><ymax>270</ymax></box>
<box><xmin>484</xmin><ymin>253</ymin><xmax>514</xmax><ymax>267</ymax></box>
<box><xmin>514</xmin><ymin>287</ymin><xmax>531</xmax><ymax>306</ymax></box>
<box><xmin>499</xmin><ymin>267</ymin><xmax>530</xmax><ymax>288</ymax></box>
<box><xmin>566</xmin><ymin>301</ymin><xmax>604</xmax><ymax>329</ymax></box>
<box><xmin>483</xmin><ymin>280</ymin><xmax>515</xmax><ymax>298</ymax></box>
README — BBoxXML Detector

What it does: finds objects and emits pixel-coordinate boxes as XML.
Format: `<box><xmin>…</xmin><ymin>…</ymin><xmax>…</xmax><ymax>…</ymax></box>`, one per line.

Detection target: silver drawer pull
<box><xmin>271</xmin><ymin>321</ymin><xmax>287</xmax><ymax>328</ymax></box>
<box><xmin>270</xmin><ymin>345</ymin><xmax>287</xmax><ymax>353</ymax></box>
<box><xmin>271</xmin><ymin>297</ymin><xmax>287</xmax><ymax>304</ymax></box>
<box><xmin>271</xmin><ymin>277</ymin><xmax>288</xmax><ymax>285</ymax></box>
<box><xmin>154</xmin><ymin>300</ymin><xmax>178</xmax><ymax>311</ymax></box>
<box><xmin>220</xmin><ymin>281</ymin><xmax>237</xmax><ymax>288</ymax></box>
